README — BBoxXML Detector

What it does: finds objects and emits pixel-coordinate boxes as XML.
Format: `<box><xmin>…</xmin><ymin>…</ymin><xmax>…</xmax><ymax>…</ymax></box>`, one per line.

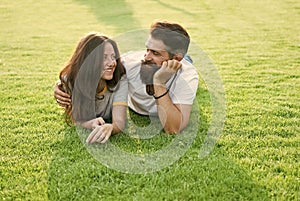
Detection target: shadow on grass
<box><xmin>46</xmin><ymin>132</ymin><xmax>269</xmax><ymax>200</ymax></box>
<box><xmin>73</xmin><ymin>0</ymin><xmax>141</xmax><ymax>32</ymax></box>
<box><xmin>46</xmin><ymin>2</ymin><xmax>267</xmax><ymax>198</ymax></box>
<box><xmin>151</xmin><ymin>0</ymin><xmax>195</xmax><ymax>16</ymax></box>
<box><xmin>47</xmin><ymin>87</ymin><xmax>268</xmax><ymax>200</ymax></box>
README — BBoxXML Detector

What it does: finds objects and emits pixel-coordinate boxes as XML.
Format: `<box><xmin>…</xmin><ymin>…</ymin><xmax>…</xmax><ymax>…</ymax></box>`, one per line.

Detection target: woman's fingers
<box><xmin>86</xmin><ymin>124</ymin><xmax>113</xmax><ymax>144</ymax></box>
<box><xmin>99</xmin><ymin>133</ymin><xmax>110</xmax><ymax>144</ymax></box>
<box><xmin>86</xmin><ymin>126</ymin><xmax>100</xmax><ymax>143</ymax></box>
<box><xmin>86</xmin><ymin>126</ymin><xmax>106</xmax><ymax>143</ymax></box>
<box><xmin>97</xmin><ymin>117</ymin><xmax>105</xmax><ymax>125</ymax></box>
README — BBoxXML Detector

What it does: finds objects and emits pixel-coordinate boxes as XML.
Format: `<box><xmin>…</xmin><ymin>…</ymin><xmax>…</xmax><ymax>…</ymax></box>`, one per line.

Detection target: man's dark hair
<box><xmin>150</xmin><ymin>21</ymin><xmax>190</xmax><ymax>55</ymax></box>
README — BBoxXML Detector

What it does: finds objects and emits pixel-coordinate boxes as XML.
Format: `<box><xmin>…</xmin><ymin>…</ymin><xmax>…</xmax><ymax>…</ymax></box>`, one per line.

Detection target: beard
<box><xmin>140</xmin><ymin>60</ymin><xmax>160</xmax><ymax>85</ymax></box>
<box><xmin>140</xmin><ymin>60</ymin><xmax>160</xmax><ymax>96</ymax></box>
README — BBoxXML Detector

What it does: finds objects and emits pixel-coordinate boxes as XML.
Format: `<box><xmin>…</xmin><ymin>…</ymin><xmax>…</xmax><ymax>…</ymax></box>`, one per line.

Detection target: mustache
<box><xmin>140</xmin><ymin>60</ymin><xmax>160</xmax><ymax>84</ymax></box>
<box><xmin>141</xmin><ymin>60</ymin><xmax>157</xmax><ymax>65</ymax></box>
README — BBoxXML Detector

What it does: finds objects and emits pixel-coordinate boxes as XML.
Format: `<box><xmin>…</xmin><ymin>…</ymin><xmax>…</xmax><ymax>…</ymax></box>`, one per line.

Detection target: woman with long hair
<box><xmin>59</xmin><ymin>32</ymin><xmax>127</xmax><ymax>143</ymax></box>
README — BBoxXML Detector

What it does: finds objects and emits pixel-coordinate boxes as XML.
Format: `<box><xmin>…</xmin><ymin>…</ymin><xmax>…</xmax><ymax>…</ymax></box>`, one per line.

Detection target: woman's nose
<box><xmin>107</xmin><ymin>57</ymin><xmax>116</xmax><ymax>66</ymax></box>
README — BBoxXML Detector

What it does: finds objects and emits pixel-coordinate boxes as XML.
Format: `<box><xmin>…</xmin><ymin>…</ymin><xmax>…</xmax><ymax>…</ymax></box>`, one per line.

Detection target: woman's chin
<box><xmin>102</xmin><ymin>74</ymin><xmax>113</xmax><ymax>81</ymax></box>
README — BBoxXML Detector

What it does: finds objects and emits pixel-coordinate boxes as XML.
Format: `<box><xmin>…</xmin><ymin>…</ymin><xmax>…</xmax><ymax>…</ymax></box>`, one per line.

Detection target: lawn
<box><xmin>0</xmin><ymin>0</ymin><xmax>299</xmax><ymax>200</ymax></box>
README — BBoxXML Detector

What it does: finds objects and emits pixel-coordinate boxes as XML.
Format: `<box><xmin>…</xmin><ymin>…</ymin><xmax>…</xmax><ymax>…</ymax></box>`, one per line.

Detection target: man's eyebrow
<box><xmin>148</xmin><ymin>49</ymin><xmax>161</xmax><ymax>54</ymax></box>
<box><xmin>146</xmin><ymin>47</ymin><xmax>160</xmax><ymax>52</ymax></box>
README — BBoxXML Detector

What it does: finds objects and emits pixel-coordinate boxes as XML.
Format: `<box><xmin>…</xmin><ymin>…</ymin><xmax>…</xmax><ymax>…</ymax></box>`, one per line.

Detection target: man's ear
<box><xmin>173</xmin><ymin>53</ymin><xmax>183</xmax><ymax>61</ymax></box>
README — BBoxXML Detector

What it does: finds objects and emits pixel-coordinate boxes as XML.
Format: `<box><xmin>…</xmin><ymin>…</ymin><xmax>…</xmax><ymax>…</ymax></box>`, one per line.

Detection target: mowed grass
<box><xmin>0</xmin><ymin>0</ymin><xmax>299</xmax><ymax>200</ymax></box>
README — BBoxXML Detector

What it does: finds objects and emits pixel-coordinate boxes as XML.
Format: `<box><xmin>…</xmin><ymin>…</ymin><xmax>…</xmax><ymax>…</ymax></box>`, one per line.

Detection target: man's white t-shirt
<box><xmin>121</xmin><ymin>50</ymin><xmax>198</xmax><ymax>115</ymax></box>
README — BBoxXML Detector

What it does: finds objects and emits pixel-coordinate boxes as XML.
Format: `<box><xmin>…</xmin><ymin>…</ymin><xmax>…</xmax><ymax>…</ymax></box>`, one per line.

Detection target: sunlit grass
<box><xmin>0</xmin><ymin>0</ymin><xmax>299</xmax><ymax>200</ymax></box>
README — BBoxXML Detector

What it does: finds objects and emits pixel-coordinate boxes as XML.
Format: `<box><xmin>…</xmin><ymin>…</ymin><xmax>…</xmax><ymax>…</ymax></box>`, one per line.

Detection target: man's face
<box><xmin>144</xmin><ymin>36</ymin><xmax>171</xmax><ymax>66</ymax></box>
<box><xmin>140</xmin><ymin>36</ymin><xmax>172</xmax><ymax>95</ymax></box>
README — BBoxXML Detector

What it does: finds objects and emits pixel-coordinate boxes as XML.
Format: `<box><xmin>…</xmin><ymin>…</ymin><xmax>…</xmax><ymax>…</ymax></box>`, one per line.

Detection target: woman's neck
<box><xmin>96</xmin><ymin>79</ymin><xmax>107</xmax><ymax>95</ymax></box>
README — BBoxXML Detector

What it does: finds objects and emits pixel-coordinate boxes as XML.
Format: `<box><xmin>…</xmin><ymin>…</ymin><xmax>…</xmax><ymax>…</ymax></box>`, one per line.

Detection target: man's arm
<box><xmin>153</xmin><ymin>60</ymin><xmax>192</xmax><ymax>133</ymax></box>
<box><xmin>153</xmin><ymin>84</ymin><xmax>191</xmax><ymax>133</ymax></box>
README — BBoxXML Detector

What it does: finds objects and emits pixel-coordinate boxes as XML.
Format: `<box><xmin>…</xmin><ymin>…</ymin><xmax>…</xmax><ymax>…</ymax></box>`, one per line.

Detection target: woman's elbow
<box><xmin>114</xmin><ymin>119</ymin><xmax>126</xmax><ymax>133</ymax></box>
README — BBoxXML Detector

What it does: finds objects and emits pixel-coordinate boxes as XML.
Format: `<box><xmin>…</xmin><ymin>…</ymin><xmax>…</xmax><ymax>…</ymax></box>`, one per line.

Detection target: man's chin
<box><xmin>140</xmin><ymin>64</ymin><xmax>160</xmax><ymax>85</ymax></box>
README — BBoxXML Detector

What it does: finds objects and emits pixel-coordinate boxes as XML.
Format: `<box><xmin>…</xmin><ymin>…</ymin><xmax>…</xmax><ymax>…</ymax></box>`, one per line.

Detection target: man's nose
<box><xmin>144</xmin><ymin>51</ymin><xmax>152</xmax><ymax>61</ymax></box>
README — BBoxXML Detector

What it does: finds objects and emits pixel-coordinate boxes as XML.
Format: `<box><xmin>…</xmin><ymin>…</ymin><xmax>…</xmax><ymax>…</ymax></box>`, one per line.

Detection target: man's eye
<box><xmin>153</xmin><ymin>51</ymin><xmax>159</xmax><ymax>56</ymax></box>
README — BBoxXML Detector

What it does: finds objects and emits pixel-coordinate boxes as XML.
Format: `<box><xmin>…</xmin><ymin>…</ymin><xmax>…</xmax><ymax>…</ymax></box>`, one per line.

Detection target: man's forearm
<box><xmin>153</xmin><ymin>85</ymin><xmax>182</xmax><ymax>133</ymax></box>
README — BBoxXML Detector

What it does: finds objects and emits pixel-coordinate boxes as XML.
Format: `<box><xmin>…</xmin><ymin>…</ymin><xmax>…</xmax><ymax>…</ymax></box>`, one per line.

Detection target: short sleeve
<box><xmin>168</xmin><ymin>60</ymin><xmax>199</xmax><ymax>105</ymax></box>
<box><xmin>113</xmin><ymin>74</ymin><xmax>128</xmax><ymax>106</ymax></box>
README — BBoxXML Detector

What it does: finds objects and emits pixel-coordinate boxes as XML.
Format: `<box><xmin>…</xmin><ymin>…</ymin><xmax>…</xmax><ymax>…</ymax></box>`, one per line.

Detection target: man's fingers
<box><xmin>162</xmin><ymin>61</ymin><xmax>168</xmax><ymax>68</ymax></box>
<box><xmin>54</xmin><ymin>80</ymin><xmax>71</xmax><ymax>101</ymax></box>
<box><xmin>58</xmin><ymin>96</ymin><xmax>71</xmax><ymax>105</ymax></box>
<box><xmin>56</xmin><ymin>89</ymin><xmax>71</xmax><ymax>98</ymax></box>
<box><xmin>57</xmin><ymin>102</ymin><xmax>67</xmax><ymax>107</ymax></box>
<box><xmin>54</xmin><ymin>88</ymin><xmax>71</xmax><ymax>106</ymax></box>
<box><xmin>55</xmin><ymin>96</ymin><xmax>70</xmax><ymax>106</ymax></box>
<box><xmin>174</xmin><ymin>60</ymin><xmax>182</xmax><ymax>70</ymax></box>
<box><xmin>55</xmin><ymin>90</ymin><xmax>71</xmax><ymax>100</ymax></box>
<box><xmin>167</xmin><ymin>60</ymin><xmax>182</xmax><ymax>71</ymax></box>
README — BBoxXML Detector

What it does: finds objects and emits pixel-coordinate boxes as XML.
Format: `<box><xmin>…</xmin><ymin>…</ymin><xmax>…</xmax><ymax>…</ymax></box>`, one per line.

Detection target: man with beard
<box><xmin>54</xmin><ymin>21</ymin><xmax>198</xmax><ymax>133</ymax></box>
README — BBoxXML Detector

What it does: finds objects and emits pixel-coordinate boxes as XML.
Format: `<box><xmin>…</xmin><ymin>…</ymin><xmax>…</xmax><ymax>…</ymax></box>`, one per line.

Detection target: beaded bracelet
<box><xmin>153</xmin><ymin>89</ymin><xmax>169</xmax><ymax>99</ymax></box>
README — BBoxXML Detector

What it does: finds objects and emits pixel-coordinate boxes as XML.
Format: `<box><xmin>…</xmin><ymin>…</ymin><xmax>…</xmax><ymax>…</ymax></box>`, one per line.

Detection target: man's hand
<box><xmin>153</xmin><ymin>60</ymin><xmax>182</xmax><ymax>85</ymax></box>
<box><xmin>54</xmin><ymin>80</ymin><xmax>71</xmax><ymax>107</ymax></box>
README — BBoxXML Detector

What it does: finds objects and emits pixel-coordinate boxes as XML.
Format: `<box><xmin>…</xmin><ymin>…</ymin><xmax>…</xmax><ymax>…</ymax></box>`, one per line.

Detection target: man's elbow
<box><xmin>163</xmin><ymin>125</ymin><xmax>180</xmax><ymax>134</ymax></box>
<box><xmin>163</xmin><ymin>121</ymin><xmax>189</xmax><ymax>134</ymax></box>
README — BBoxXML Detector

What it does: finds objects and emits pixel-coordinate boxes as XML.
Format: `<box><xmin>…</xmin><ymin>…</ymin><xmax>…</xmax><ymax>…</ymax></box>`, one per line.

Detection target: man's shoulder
<box><xmin>181</xmin><ymin>58</ymin><xmax>198</xmax><ymax>78</ymax></box>
<box><xmin>121</xmin><ymin>50</ymin><xmax>144</xmax><ymax>78</ymax></box>
<box><xmin>121</xmin><ymin>50</ymin><xmax>144</xmax><ymax>68</ymax></box>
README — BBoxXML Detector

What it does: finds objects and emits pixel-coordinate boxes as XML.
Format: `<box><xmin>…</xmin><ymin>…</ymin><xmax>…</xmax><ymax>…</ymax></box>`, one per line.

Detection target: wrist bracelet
<box><xmin>153</xmin><ymin>89</ymin><xmax>169</xmax><ymax>99</ymax></box>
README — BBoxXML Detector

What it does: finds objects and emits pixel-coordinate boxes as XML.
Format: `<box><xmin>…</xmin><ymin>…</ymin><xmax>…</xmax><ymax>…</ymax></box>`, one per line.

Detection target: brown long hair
<box><xmin>59</xmin><ymin>32</ymin><xmax>126</xmax><ymax>124</ymax></box>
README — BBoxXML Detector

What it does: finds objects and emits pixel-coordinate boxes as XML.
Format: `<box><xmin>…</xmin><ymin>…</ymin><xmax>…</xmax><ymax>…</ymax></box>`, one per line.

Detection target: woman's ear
<box><xmin>173</xmin><ymin>53</ymin><xmax>183</xmax><ymax>61</ymax></box>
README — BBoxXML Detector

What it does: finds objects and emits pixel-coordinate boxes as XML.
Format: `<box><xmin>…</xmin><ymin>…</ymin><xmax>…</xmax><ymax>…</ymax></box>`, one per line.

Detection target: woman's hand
<box><xmin>80</xmin><ymin>117</ymin><xmax>105</xmax><ymax>130</ymax></box>
<box><xmin>86</xmin><ymin>123</ymin><xmax>114</xmax><ymax>144</ymax></box>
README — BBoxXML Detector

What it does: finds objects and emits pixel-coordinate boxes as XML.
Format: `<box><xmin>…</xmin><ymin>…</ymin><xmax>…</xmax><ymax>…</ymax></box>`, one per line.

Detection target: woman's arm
<box><xmin>85</xmin><ymin>105</ymin><xmax>127</xmax><ymax>144</ymax></box>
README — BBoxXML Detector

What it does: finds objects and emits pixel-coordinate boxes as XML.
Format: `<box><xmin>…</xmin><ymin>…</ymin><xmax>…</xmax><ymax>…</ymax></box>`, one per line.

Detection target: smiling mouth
<box><xmin>103</xmin><ymin>68</ymin><xmax>114</xmax><ymax>72</ymax></box>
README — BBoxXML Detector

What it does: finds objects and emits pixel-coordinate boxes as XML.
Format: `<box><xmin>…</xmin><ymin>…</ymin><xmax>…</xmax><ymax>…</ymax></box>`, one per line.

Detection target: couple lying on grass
<box><xmin>54</xmin><ymin>21</ymin><xmax>198</xmax><ymax>144</ymax></box>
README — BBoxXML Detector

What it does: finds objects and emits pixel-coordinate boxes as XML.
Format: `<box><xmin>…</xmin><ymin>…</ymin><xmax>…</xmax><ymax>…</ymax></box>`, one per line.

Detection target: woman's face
<box><xmin>101</xmin><ymin>42</ymin><xmax>117</xmax><ymax>80</ymax></box>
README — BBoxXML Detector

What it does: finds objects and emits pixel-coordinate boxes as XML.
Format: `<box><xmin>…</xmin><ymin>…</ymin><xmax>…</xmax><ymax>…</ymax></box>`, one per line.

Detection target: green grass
<box><xmin>0</xmin><ymin>0</ymin><xmax>299</xmax><ymax>200</ymax></box>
